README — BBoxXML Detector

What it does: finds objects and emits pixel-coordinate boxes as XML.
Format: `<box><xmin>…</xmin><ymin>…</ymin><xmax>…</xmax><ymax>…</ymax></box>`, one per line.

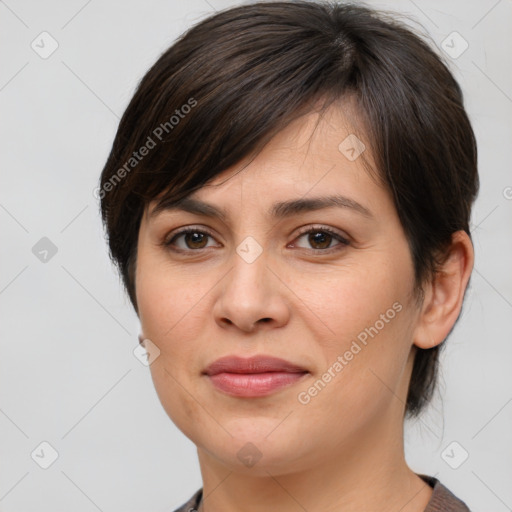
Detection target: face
<box><xmin>135</xmin><ymin>104</ymin><xmax>422</xmax><ymax>476</ymax></box>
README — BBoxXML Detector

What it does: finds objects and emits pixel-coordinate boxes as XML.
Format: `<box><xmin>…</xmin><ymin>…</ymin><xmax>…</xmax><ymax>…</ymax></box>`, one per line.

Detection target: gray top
<box><xmin>172</xmin><ymin>474</ymin><xmax>470</xmax><ymax>512</ymax></box>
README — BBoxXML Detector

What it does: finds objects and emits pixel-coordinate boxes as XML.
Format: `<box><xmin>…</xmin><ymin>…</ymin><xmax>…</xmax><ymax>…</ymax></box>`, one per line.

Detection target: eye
<box><xmin>165</xmin><ymin>228</ymin><xmax>218</xmax><ymax>251</ymax></box>
<box><xmin>163</xmin><ymin>225</ymin><xmax>350</xmax><ymax>253</ymax></box>
<box><xmin>290</xmin><ymin>226</ymin><xmax>350</xmax><ymax>251</ymax></box>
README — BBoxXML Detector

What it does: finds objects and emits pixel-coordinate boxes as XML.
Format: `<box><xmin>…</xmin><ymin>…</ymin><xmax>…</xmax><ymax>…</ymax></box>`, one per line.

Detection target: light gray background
<box><xmin>1</xmin><ymin>0</ymin><xmax>511</xmax><ymax>510</ymax></box>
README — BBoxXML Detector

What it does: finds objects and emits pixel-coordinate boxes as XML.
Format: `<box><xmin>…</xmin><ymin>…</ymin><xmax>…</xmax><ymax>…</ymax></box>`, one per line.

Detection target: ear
<box><xmin>413</xmin><ymin>231</ymin><xmax>474</xmax><ymax>349</ymax></box>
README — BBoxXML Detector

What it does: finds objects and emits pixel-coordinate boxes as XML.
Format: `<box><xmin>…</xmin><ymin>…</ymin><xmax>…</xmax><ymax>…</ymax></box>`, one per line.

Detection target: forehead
<box><xmin>147</xmin><ymin>103</ymin><xmax>388</xmax><ymax>221</ymax></box>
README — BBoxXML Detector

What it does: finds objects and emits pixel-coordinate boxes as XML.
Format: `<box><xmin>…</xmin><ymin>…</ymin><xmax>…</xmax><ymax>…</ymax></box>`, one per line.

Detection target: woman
<box><xmin>99</xmin><ymin>2</ymin><xmax>478</xmax><ymax>510</ymax></box>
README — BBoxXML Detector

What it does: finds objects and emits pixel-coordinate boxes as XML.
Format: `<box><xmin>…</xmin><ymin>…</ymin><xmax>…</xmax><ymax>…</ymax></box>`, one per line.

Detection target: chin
<box><xmin>202</xmin><ymin>429</ymin><xmax>313</xmax><ymax>475</ymax></box>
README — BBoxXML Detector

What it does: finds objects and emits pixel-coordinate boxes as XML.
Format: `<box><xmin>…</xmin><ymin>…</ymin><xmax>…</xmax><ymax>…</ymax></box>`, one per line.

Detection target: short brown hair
<box><xmin>99</xmin><ymin>1</ymin><xmax>478</xmax><ymax>416</ymax></box>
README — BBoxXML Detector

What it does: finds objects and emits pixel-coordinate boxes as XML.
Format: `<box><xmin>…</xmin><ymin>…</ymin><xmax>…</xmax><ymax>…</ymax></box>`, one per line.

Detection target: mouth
<box><xmin>203</xmin><ymin>355</ymin><xmax>309</xmax><ymax>398</ymax></box>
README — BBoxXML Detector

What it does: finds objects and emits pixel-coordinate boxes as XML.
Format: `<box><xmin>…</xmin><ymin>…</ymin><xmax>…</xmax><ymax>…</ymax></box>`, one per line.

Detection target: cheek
<box><xmin>295</xmin><ymin>303</ymin><xmax>416</xmax><ymax>445</ymax></box>
<box><xmin>298</xmin><ymin>258</ymin><xmax>411</xmax><ymax>347</ymax></box>
<box><xmin>135</xmin><ymin>248</ymin><xmax>211</xmax><ymax>342</ymax></box>
<box><xmin>136</xmin><ymin>268</ymin><xmax>214</xmax><ymax>388</ymax></box>
<box><xmin>135</xmin><ymin>248</ymin><xmax>217</xmax><ymax>431</ymax></box>
<box><xmin>146</xmin><ymin>358</ymin><xmax>216</xmax><ymax>449</ymax></box>
<box><xmin>295</xmin><ymin>253</ymin><xmax>416</xmax><ymax>411</ymax></box>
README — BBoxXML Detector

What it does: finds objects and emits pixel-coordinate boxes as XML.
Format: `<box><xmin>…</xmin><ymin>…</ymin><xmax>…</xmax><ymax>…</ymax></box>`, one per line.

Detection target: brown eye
<box><xmin>307</xmin><ymin>231</ymin><xmax>333</xmax><ymax>249</ymax></box>
<box><xmin>183</xmin><ymin>232</ymin><xmax>208</xmax><ymax>249</ymax></box>
<box><xmin>292</xmin><ymin>226</ymin><xmax>350</xmax><ymax>252</ymax></box>
<box><xmin>166</xmin><ymin>229</ymin><xmax>217</xmax><ymax>250</ymax></box>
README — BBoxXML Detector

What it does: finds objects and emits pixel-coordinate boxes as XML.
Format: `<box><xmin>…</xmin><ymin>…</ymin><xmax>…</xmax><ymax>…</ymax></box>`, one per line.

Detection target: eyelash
<box><xmin>163</xmin><ymin>225</ymin><xmax>350</xmax><ymax>254</ymax></box>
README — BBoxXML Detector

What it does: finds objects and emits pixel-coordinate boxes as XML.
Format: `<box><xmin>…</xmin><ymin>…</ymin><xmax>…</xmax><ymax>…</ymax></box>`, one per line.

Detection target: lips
<box><xmin>204</xmin><ymin>356</ymin><xmax>309</xmax><ymax>398</ymax></box>
<box><xmin>204</xmin><ymin>355</ymin><xmax>307</xmax><ymax>375</ymax></box>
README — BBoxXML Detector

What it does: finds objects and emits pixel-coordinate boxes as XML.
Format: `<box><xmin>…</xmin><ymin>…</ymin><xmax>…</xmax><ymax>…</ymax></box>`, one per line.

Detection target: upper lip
<box><xmin>204</xmin><ymin>356</ymin><xmax>308</xmax><ymax>376</ymax></box>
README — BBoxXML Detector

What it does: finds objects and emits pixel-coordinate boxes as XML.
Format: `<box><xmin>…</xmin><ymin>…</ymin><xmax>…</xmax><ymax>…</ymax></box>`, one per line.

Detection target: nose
<box><xmin>213</xmin><ymin>251</ymin><xmax>291</xmax><ymax>333</ymax></box>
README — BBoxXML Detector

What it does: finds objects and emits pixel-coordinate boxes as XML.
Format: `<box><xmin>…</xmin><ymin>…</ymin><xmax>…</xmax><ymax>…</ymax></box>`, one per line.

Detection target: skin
<box><xmin>135</xmin><ymin>104</ymin><xmax>474</xmax><ymax>512</ymax></box>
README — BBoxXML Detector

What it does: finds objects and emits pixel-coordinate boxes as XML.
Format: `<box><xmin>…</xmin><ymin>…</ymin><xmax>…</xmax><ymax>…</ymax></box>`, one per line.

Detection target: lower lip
<box><xmin>207</xmin><ymin>371</ymin><xmax>308</xmax><ymax>397</ymax></box>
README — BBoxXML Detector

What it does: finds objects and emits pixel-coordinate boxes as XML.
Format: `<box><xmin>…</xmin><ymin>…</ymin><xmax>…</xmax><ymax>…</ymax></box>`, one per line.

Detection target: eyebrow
<box><xmin>151</xmin><ymin>194</ymin><xmax>373</xmax><ymax>221</ymax></box>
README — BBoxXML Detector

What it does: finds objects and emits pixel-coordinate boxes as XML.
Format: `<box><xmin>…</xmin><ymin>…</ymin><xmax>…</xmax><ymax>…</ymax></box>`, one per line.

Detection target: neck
<box><xmin>196</xmin><ymin>411</ymin><xmax>432</xmax><ymax>512</ymax></box>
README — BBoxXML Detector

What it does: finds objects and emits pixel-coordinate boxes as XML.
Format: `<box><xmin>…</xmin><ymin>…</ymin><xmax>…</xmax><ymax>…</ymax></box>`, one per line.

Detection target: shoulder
<box><xmin>171</xmin><ymin>488</ymin><xmax>203</xmax><ymax>512</ymax></box>
<box><xmin>419</xmin><ymin>474</ymin><xmax>471</xmax><ymax>512</ymax></box>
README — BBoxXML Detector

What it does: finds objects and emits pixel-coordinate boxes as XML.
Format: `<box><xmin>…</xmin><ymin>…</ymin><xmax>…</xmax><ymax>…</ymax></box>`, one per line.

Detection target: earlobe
<box><xmin>413</xmin><ymin>231</ymin><xmax>474</xmax><ymax>350</ymax></box>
